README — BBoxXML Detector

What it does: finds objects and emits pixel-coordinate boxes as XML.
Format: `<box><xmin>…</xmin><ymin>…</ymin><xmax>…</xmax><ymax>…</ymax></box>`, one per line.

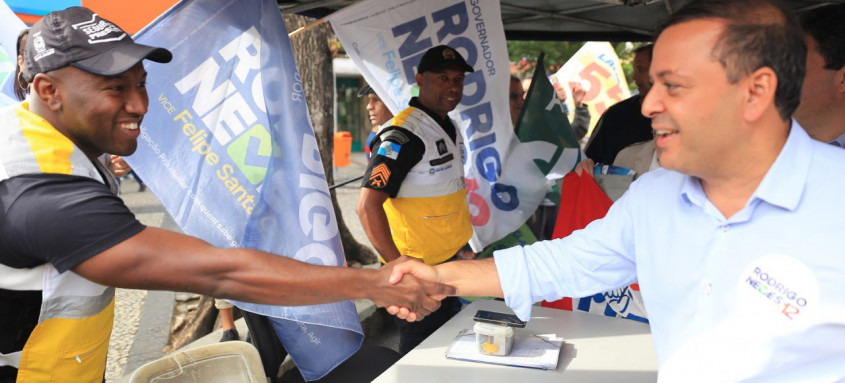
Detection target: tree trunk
<box><xmin>162</xmin><ymin>15</ymin><xmax>377</xmax><ymax>355</ymax></box>
<box><xmin>164</xmin><ymin>295</ymin><xmax>218</xmax><ymax>353</ymax></box>
<box><xmin>283</xmin><ymin>14</ymin><xmax>376</xmax><ymax>266</ymax></box>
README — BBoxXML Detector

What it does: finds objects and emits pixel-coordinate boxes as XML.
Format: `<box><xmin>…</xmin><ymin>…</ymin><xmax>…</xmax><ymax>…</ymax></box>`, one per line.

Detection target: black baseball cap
<box><xmin>357</xmin><ymin>84</ymin><xmax>375</xmax><ymax>97</ymax></box>
<box><xmin>417</xmin><ymin>45</ymin><xmax>474</xmax><ymax>74</ymax></box>
<box><xmin>23</xmin><ymin>7</ymin><xmax>172</xmax><ymax>82</ymax></box>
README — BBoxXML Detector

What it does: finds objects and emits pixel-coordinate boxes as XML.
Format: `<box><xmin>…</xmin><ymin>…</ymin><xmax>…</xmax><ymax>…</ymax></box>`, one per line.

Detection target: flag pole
<box><xmin>288</xmin><ymin>17</ymin><xmax>328</xmax><ymax>38</ymax></box>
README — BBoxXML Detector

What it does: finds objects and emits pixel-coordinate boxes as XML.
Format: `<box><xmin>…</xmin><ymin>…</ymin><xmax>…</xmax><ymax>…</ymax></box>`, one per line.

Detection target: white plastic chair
<box><xmin>128</xmin><ymin>341</ymin><xmax>266</xmax><ymax>383</ymax></box>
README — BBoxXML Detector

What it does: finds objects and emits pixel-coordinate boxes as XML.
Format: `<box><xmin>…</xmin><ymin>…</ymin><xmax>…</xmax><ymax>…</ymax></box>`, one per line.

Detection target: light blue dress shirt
<box><xmin>495</xmin><ymin>121</ymin><xmax>845</xmax><ymax>381</ymax></box>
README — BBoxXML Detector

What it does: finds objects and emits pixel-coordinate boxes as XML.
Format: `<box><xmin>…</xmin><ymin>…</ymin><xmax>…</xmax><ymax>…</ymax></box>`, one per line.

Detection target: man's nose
<box><xmin>125</xmin><ymin>88</ymin><xmax>148</xmax><ymax>115</ymax></box>
<box><xmin>641</xmin><ymin>87</ymin><xmax>661</xmax><ymax>118</ymax></box>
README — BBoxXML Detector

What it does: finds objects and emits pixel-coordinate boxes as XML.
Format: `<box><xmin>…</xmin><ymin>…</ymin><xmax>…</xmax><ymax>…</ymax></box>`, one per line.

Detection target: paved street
<box><xmin>109</xmin><ymin>152</ymin><xmax>379</xmax><ymax>381</ymax></box>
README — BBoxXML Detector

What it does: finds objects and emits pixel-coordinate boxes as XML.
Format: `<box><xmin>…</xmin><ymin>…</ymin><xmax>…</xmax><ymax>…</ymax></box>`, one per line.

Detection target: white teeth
<box><xmin>654</xmin><ymin>129</ymin><xmax>675</xmax><ymax>137</ymax></box>
<box><xmin>122</xmin><ymin>122</ymin><xmax>139</xmax><ymax>130</ymax></box>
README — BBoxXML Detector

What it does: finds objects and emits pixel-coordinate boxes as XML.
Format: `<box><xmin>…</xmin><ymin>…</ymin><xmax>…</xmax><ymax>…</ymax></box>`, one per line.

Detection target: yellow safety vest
<box><xmin>0</xmin><ymin>102</ymin><xmax>117</xmax><ymax>382</ymax></box>
<box><xmin>380</xmin><ymin>107</ymin><xmax>472</xmax><ymax>265</ymax></box>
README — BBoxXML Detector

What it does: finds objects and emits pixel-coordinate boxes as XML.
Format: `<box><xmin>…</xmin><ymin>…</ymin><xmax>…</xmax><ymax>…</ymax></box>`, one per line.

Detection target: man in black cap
<box><xmin>356</xmin><ymin>45</ymin><xmax>474</xmax><ymax>355</ymax></box>
<box><xmin>358</xmin><ymin>84</ymin><xmax>395</xmax><ymax>160</ymax></box>
<box><xmin>0</xmin><ymin>8</ymin><xmax>451</xmax><ymax>381</ymax></box>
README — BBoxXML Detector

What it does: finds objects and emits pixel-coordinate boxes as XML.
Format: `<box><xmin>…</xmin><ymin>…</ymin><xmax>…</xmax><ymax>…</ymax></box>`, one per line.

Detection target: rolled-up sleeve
<box><xmin>493</xmin><ymin>184</ymin><xmax>641</xmax><ymax>321</ymax></box>
<box><xmin>494</xmin><ymin>245</ymin><xmax>533</xmax><ymax>321</ymax></box>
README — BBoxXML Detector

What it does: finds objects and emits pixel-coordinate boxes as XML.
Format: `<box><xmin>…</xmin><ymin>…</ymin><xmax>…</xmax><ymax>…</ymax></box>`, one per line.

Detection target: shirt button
<box><xmin>720</xmin><ymin>224</ymin><xmax>730</xmax><ymax>232</ymax></box>
<box><xmin>703</xmin><ymin>283</ymin><xmax>712</xmax><ymax>295</ymax></box>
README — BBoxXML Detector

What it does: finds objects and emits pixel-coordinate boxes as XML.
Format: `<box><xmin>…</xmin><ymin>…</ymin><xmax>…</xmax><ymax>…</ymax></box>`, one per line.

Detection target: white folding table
<box><xmin>374</xmin><ymin>299</ymin><xmax>658</xmax><ymax>383</ymax></box>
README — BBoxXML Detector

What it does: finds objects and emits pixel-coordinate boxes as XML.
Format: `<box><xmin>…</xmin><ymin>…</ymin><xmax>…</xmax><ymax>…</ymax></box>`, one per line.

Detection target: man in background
<box><xmin>509</xmin><ymin>75</ymin><xmax>525</xmax><ymax>128</ymax></box>
<box><xmin>356</xmin><ymin>45</ymin><xmax>474</xmax><ymax>355</ymax></box>
<box><xmin>794</xmin><ymin>3</ymin><xmax>845</xmax><ymax>146</ymax></box>
<box><xmin>584</xmin><ymin>44</ymin><xmax>654</xmax><ymax>164</ymax></box>
<box><xmin>359</xmin><ymin>84</ymin><xmax>395</xmax><ymax>159</ymax></box>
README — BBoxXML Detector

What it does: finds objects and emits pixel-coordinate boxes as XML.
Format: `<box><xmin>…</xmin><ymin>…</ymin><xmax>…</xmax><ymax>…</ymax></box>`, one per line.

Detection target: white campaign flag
<box><xmin>328</xmin><ymin>0</ymin><xmax>548</xmax><ymax>250</ymax></box>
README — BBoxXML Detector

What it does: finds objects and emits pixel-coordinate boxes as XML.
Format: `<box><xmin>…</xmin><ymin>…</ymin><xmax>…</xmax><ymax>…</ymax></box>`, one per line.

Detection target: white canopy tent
<box><xmin>278</xmin><ymin>0</ymin><xmax>838</xmax><ymax>42</ymax></box>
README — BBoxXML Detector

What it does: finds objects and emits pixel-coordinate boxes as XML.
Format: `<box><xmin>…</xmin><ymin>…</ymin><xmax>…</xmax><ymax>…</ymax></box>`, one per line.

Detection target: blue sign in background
<box><xmin>133</xmin><ymin>0</ymin><xmax>361</xmax><ymax>379</ymax></box>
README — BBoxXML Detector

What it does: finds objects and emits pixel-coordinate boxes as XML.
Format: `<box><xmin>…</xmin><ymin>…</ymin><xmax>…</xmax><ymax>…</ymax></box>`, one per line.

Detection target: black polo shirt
<box><xmin>0</xmin><ymin>174</ymin><xmax>145</xmax><ymax>272</ymax></box>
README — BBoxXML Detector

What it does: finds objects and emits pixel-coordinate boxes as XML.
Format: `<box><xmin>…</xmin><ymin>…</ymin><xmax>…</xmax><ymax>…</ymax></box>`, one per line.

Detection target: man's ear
<box><xmin>30</xmin><ymin>73</ymin><xmax>62</xmax><ymax>111</ymax></box>
<box><xmin>835</xmin><ymin>66</ymin><xmax>845</xmax><ymax>95</ymax></box>
<box><xmin>415</xmin><ymin>72</ymin><xmax>424</xmax><ymax>88</ymax></box>
<box><xmin>743</xmin><ymin>66</ymin><xmax>777</xmax><ymax>122</ymax></box>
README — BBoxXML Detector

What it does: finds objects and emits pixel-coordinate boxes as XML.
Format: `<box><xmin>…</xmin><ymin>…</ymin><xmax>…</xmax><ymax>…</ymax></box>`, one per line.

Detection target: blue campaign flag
<box><xmin>0</xmin><ymin>2</ymin><xmax>26</xmax><ymax>104</ymax></box>
<box><xmin>133</xmin><ymin>0</ymin><xmax>362</xmax><ymax>379</ymax></box>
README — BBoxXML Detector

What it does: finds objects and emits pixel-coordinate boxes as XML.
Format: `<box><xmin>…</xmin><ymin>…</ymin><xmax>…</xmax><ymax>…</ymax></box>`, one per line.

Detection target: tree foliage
<box><xmin>507</xmin><ymin>40</ymin><xmax>585</xmax><ymax>78</ymax></box>
<box><xmin>507</xmin><ymin>40</ymin><xmax>645</xmax><ymax>89</ymax></box>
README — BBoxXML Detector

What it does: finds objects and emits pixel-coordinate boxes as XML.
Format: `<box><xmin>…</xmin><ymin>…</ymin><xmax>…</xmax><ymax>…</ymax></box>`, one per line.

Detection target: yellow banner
<box><xmin>553</xmin><ymin>42</ymin><xmax>631</xmax><ymax>139</ymax></box>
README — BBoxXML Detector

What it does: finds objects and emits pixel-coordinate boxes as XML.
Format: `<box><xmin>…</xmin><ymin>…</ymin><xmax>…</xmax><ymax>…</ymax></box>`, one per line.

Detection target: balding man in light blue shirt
<box><xmin>387</xmin><ymin>0</ymin><xmax>845</xmax><ymax>381</ymax></box>
<box><xmin>495</xmin><ymin>120</ymin><xmax>845</xmax><ymax>380</ymax></box>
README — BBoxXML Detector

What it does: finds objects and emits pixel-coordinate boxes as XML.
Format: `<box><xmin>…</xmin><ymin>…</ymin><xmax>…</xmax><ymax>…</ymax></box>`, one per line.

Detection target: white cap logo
<box><xmin>33</xmin><ymin>35</ymin><xmax>45</xmax><ymax>51</ymax></box>
<box><xmin>31</xmin><ymin>32</ymin><xmax>55</xmax><ymax>62</ymax></box>
<box><xmin>71</xmin><ymin>13</ymin><xmax>126</xmax><ymax>44</ymax></box>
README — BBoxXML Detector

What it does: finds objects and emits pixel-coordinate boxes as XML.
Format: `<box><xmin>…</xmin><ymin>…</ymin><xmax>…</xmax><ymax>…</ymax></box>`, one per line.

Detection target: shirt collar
<box><xmin>752</xmin><ymin>120</ymin><xmax>812</xmax><ymax>211</ymax></box>
<box><xmin>680</xmin><ymin>119</ymin><xmax>812</xmax><ymax>213</ymax></box>
<box><xmin>408</xmin><ymin>96</ymin><xmax>458</xmax><ymax>141</ymax></box>
<box><xmin>410</xmin><ymin>97</ymin><xmax>447</xmax><ymax>124</ymax></box>
<box><xmin>830</xmin><ymin>131</ymin><xmax>845</xmax><ymax>148</ymax></box>
<box><xmin>680</xmin><ymin>176</ymin><xmax>705</xmax><ymax>207</ymax></box>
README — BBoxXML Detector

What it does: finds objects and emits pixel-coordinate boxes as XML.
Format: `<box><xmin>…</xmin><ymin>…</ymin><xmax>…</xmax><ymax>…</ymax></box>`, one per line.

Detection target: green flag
<box><xmin>515</xmin><ymin>53</ymin><xmax>583</xmax><ymax>203</ymax></box>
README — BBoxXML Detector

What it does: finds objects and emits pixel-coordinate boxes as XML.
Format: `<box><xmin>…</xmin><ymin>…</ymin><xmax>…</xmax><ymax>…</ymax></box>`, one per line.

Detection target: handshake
<box><xmin>370</xmin><ymin>255</ymin><xmax>501</xmax><ymax>322</ymax></box>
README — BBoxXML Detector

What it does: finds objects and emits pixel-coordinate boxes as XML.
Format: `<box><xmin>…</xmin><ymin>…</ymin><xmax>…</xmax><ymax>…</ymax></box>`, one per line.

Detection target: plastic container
<box><xmin>128</xmin><ymin>341</ymin><xmax>265</xmax><ymax>382</ymax></box>
<box><xmin>333</xmin><ymin>131</ymin><xmax>352</xmax><ymax>167</ymax></box>
<box><xmin>474</xmin><ymin>321</ymin><xmax>514</xmax><ymax>356</ymax></box>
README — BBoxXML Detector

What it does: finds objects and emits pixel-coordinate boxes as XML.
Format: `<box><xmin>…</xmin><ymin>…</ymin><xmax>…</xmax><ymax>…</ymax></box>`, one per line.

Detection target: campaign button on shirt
<box><xmin>736</xmin><ymin>254</ymin><xmax>819</xmax><ymax>324</ymax></box>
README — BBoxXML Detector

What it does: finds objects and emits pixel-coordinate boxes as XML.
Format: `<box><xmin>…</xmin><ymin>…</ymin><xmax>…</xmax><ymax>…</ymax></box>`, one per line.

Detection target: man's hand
<box><xmin>554</xmin><ymin>82</ymin><xmax>567</xmax><ymax>103</ymax></box>
<box><xmin>575</xmin><ymin>158</ymin><xmax>595</xmax><ymax>177</ymax></box>
<box><xmin>381</xmin><ymin>257</ymin><xmax>446</xmax><ymax>321</ymax></box>
<box><xmin>109</xmin><ymin>155</ymin><xmax>131</xmax><ymax>178</ymax></box>
<box><xmin>570</xmin><ymin>82</ymin><xmax>586</xmax><ymax>108</ymax></box>
<box><xmin>374</xmin><ymin>256</ymin><xmax>454</xmax><ymax>322</ymax></box>
<box><xmin>387</xmin><ymin>256</ymin><xmax>440</xmax><ymax>286</ymax></box>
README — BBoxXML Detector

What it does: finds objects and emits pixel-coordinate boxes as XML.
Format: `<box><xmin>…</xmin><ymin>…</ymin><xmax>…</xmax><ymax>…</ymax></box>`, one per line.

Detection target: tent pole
<box><xmin>289</xmin><ymin>17</ymin><xmax>328</xmax><ymax>38</ymax></box>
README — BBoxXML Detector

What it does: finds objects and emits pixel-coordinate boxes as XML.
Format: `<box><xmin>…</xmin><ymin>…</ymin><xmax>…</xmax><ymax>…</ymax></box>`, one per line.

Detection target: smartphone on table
<box><xmin>473</xmin><ymin>310</ymin><xmax>526</xmax><ymax>328</ymax></box>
